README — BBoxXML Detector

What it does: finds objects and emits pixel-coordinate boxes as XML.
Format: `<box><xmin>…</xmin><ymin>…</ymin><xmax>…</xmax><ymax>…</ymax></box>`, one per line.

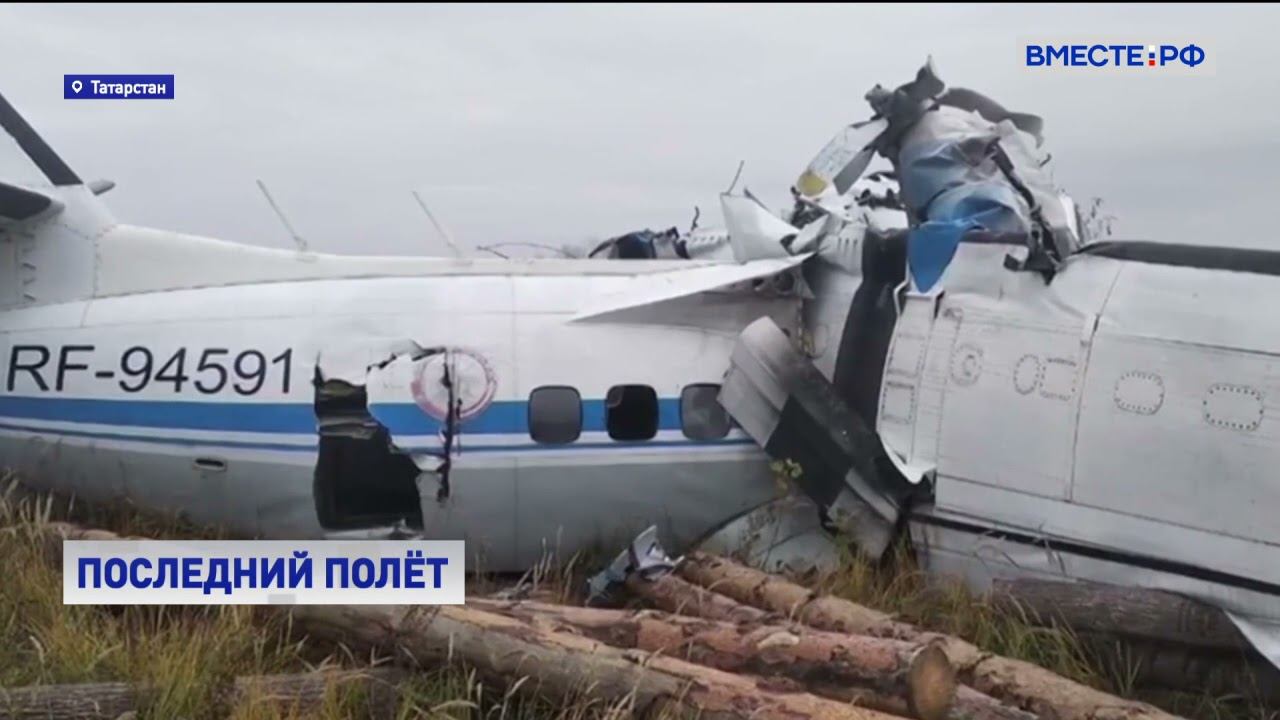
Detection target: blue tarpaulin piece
<box><xmin>898</xmin><ymin>136</ymin><xmax>997</xmax><ymax>213</ymax></box>
<box><xmin>907</xmin><ymin>221</ymin><xmax>970</xmax><ymax>293</ymax></box>
<box><xmin>899</xmin><ymin>137</ymin><xmax>1031</xmax><ymax>291</ymax></box>
<box><xmin>869</xmin><ymin>61</ymin><xmax>1079</xmax><ymax>293</ymax></box>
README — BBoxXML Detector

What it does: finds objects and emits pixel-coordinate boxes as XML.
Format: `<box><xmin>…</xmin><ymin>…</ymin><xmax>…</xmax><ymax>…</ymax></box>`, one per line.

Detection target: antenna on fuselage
<box><xmin>255</xmin><ymin>179</ymin><xmax>308</xmax><ymax>253</ymax></box>
<box><xmin>724</xmin><ymin>160</ymin><xmax>746</xmax><ymax>194</ymax></box>
<box><xmin>411</xmin><ymin>190</ymin><xmax>463</xmax><ymax>258</ymax></box>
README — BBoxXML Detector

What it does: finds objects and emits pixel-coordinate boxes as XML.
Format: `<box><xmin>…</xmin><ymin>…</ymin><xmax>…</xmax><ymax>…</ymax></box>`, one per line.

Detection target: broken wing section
<box><xmin>718</xmin><ymin>316</ymin><xmax>913</xmax><ymax>558</ymax></box>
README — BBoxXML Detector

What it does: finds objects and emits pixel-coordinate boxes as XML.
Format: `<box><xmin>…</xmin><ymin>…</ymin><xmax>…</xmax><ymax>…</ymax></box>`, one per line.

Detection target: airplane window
<box><xmin>680</xmin><ymin>383</ymin><xmax>730</xmax><ymax>440</ymax></box>
<box><xmin>529</xmin><ymin>386</ymin><xmax>582</xmax><ymax>444</ymax></box>
<box><xmin>605</xmin><ymin>384</ymin><xmax>658</xmax><ymax>441</ymax></box>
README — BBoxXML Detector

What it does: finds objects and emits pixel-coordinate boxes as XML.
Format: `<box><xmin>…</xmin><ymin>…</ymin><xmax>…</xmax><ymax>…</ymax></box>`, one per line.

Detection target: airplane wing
<box><xmin>570</xmin><ymin>254</ymin><xmax>810</xmax><ymax>322</ymax></box>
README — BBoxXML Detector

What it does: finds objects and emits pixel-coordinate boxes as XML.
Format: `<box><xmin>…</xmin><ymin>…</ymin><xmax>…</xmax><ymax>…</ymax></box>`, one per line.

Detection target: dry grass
<box><xmin>806</xmin><ymin>535</ymin><xmax>1278</xmax><ymax>720</ymax></box>
<box><xmin>810</xmin><ymin>536</ymin><xmax>1100</xmax><ymax>685</ymax></box>
<box><xmin>0</xmin><ymin>478</ymin><xmax>662</xmax><ymax>720</ymax></box>
<box><xmin>2</xmin><ymin>474</ymin><xmax>1277</xmax><ymax>720</ymax></box>
<box><xmin>0</xmin><ymin>479</ymin><xmax>329</xmax><ymax>717</ymax></box>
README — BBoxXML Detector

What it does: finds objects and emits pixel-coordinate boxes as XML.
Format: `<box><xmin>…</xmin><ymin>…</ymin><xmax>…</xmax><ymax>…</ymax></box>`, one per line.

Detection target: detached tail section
<box><xmin>0</xmin><ymin>91</ymin><xmax>115</xmax><ymax>308</ymax></box>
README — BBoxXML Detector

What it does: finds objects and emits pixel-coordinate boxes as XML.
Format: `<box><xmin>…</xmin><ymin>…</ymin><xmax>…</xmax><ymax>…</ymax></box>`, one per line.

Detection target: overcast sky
<box><xmin>1</xmin><ymin>3</ymin><xmax>1275</xmax><ymax>255</ymax></box>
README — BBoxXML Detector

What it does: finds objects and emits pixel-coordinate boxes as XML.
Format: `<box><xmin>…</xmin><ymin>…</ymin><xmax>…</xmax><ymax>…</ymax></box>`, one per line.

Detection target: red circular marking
<box><xmin>409</xmin><ymin>349</ymin><xmax>498</xmax><ymax>424</ymax></box>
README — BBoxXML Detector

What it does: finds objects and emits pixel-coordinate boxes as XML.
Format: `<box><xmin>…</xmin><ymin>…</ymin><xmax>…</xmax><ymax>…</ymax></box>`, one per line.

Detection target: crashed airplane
<box><xmin>2</xmin><ymin>60</ymin><xmax>1278</xmax><ymax>670</ymax></box>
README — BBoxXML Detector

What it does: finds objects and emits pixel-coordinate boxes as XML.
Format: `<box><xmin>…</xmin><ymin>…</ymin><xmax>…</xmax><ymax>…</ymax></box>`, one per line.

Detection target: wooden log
<box><xmin>951</xmin><ymin>686</ymin><xmax>1041</xmax><ymax>720</ymax></box>
<box><xmin>813</xmin><ymin>685</ymin><xmax>1037</xmax><ymax>720</ymax></box>
<box><xmin>471</xmin><ymin>598</ymin><xmax>956</xmax><ymax>720</ymax></box>
<box><xmin>1074</xmin><ymin>633</ymin><xmax>1280</xmax><ymax>705</ymax></box>
<box><xmin>677</xmin><ymin>552</ymin><xmax>1186</xmax><ymax>720</ymax></box>
<box><xmin>30</xmin><ymin>521</ymin><xmax>140</xmax><ymax>566</ymax></box>
<box><xmin>623</xmin><ymin>572</ymin><xmax>1024</xmax><ymax>720</ymax></box>
<box><xmin>677</xmin><ymin>552</ymin><xmax>923</xmax><ymax>641</ymax></box>
<box><xmin>41</xmin><ymin>521</ymin><xmax>134</xmax><ymax>541</ymax></box>
<box><xmin>991</xmin><ymin>579</ymin><xmax>1248</xmax><ymax>653</ymax></box>
<box><xmin>625</xmin><ymin>571</ymin><xmax>770</xmax><ymax>623</ymax></box>
<box><xmin>0</xmin><ymin>669</ymin><xmax>403</xmax><ymax>720</ymax></box>
<box><xmin>0</xmin><ymin>681</ymin><xmax>138</xmax><ymax>720</ymax></box>
<box><xmin>292</xmin><ymin>603</ymin><xmax>916</xmax><ymax>720</ymax></box>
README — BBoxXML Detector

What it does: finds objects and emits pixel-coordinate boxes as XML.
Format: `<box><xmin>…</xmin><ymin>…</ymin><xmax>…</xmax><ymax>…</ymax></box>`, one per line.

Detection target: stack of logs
<box><xmin>6</xmin><ymin>524</ymin><xmax>1192</xmax><ymax>720</ymax></box>
<box><xmin>295</xmin><ymin>551</ymin><xmax>1189</xmax><ymax>720</ymax></box>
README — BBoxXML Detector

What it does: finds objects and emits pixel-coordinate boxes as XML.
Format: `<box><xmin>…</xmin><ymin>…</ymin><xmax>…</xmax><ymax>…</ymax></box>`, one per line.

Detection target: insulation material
<box><xmin>860</xmin><ymin>61</ymin><xmax>1079</xmax><ymax>293</ymax></box>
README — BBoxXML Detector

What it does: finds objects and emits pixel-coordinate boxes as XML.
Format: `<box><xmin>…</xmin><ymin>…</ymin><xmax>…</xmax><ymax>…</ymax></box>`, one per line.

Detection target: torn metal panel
<box><xmin>586</xmin><ymin>227</ymin><xmax>685</xmax><ymax>260</ymax></box>
<box><xmin>695</xmin><ymin>493</ymin><xmax>842</xmax><ymax>575</ymax></box>
<box><xmin>786</xmin><ymin>216</ymin><xmax>831</xmax><ymax>256</ymax></box>
<box><xmin>313</xmin><ymin>375</ymin><xmax>424</xmax><ymax>532</ymax></box>
<box><xmin>679</xmin><ymin>227</ymin><xmax>736</xmax><ymax>262</ymax></box>
<box><xmin>835</xmin><ymin>60</ymin><xmax>1081</xmax><ymax>293</ymax></box>
<box><xmin>315</xmin><ymin>338</ymin><xmax>431</xmax><ymax>386</ymax></box>
<box><xmin>314</xmin><ymin>338</ymin><xmax>496</xmax><ymax>533</ymax></box>
<box><xmin>362</xmin><ymin>346</ymin><xmax>494</xmax><ymax>504</ymax></box>
<box><xmin>719</xmin><ymin>316</ymin><xmax>911</xmax><ymax>558</ymax></box>
<box><xmin>720</xmin><ymin>192</ymin><xmax>798</xmax><ymax>263</ymax></box>
<box><xmin>586</xmin><ymin>524</ymin><xmax>680</xmax><ymax>604</ymax></box>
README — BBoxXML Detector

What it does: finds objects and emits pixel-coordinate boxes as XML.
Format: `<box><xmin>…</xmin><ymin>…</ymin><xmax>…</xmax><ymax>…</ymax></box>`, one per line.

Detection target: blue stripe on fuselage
<box><xmin>0</xmin><ymin>420</ymin><xmax>754</xmax><ymax>454</ymax></box>
<box><xmin>0</xmin><ymin>396</ymin><xmax>316</xmax><ymax>433</ymax></box>
<box><xmin>0</xmin><ymin>395</ymin><xmax>689</xmax><ymax>437</ymax></box>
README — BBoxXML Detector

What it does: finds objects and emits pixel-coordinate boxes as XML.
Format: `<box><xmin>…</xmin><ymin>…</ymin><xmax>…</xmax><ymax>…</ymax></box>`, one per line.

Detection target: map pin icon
<box><xmin>71</xmin><ymin>80</ymin><xmax>83</xmax><ymax>94</ymax></box>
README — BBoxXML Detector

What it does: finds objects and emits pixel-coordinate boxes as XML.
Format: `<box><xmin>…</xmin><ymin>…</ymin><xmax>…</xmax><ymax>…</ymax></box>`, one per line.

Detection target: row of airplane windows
<box><xmin>527</xmin><ymin>383</ymin><xmax>731</xmax><ymax>444</ymax></box>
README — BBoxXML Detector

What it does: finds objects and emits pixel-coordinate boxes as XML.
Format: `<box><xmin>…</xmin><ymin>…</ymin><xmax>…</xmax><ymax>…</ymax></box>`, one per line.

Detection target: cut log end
<box><xmin>906</xmin><ymin>644</ymin><xmax>958</xmax><ymax>720</ymax></box>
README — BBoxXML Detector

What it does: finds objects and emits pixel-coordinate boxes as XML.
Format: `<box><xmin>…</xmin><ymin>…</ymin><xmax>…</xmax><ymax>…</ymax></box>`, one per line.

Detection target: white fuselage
<box><xmin>0</xmin><ymin>263</ymin><xmax>802</xmax><ymax>571</ymax></box>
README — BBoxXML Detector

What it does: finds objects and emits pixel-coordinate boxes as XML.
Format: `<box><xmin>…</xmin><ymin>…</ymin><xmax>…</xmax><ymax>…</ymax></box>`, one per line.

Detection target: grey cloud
<box><xmin>1</xmin><ymin>3</ymin><xmax>1276</xmax><ymax>253</ymax></box>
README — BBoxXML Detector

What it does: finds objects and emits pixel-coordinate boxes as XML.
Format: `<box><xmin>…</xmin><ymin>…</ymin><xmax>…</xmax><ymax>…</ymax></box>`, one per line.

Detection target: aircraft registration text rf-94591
<box><xmin>6</xmin><ymin>344</ymin><xmax>294</xmax><ymax>396</ymax></box>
